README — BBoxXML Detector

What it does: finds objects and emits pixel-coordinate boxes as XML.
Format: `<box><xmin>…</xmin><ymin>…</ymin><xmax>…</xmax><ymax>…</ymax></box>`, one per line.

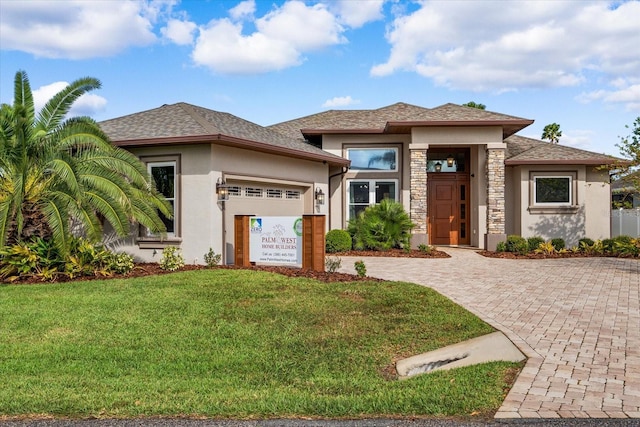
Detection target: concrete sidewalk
<box><xmin>338</xmin><ymin>248</ymin><xmax>640</xmax><ymax>419</ymax></box>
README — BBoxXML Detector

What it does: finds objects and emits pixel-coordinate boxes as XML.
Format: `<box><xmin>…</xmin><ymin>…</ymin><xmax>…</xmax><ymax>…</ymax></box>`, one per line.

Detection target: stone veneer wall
<box><xmin>486</xmin><ymin>148</ymin><xmax>505</xmax><ymax>234</ymax></box>
<box><xmin>410</xmin><ymin>149</ymin><xmax>428</xmax><ymax>236</ymax></box>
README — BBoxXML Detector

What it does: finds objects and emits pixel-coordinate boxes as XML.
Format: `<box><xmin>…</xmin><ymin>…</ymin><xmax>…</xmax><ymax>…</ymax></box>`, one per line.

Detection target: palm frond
<box><xmin>37</xmin><ymin>76</ymin><xmax>101</xmax><ymax>132</ymax></box>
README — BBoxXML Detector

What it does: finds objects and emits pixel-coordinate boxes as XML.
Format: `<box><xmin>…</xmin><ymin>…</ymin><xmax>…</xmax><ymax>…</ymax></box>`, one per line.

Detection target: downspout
<box><xmin>327</xmin><ymin>166</ymin><xmax>349</xmax><ymax>229</ymax></box>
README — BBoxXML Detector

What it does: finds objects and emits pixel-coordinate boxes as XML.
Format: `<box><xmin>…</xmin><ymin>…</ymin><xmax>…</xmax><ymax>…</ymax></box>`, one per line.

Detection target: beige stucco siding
<box><xmin>322</xmin><ymin>134</ymin><xmax>411</xmax><ymax>229</ymax></box>
<box><xmin>514</xmin><ymin>165</ymin><xmax>611</xmax><ymax>246</ymax></box>
<box><xmin>116</xmin><ymin>143</ymin><xmax>328</xmax><ymax>264</ymax></box>
<box><xmin>584</xmin><ymin>167</ymin><xmax>612</xmax><ymax>240</ymax></box>
<box><xmin>411</xmin><ymin>126</ymin><xmax>503</xmax><ymax>146</ymax></box>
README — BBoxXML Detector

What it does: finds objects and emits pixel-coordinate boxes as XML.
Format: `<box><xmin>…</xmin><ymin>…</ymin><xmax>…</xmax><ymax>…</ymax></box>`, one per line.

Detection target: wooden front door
<box><xmin>428</xmin><ymin>174</ymin><xmax>469</xmax><ymax>245</ymax></box>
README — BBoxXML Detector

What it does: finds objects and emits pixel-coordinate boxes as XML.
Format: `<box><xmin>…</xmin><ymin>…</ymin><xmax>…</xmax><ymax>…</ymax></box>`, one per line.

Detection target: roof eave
<box><xmin>385</xmin><ymin>119</ymin><xmax>534</xmax><ymax>138</ymax></box>
<box><xmin>112</xmin><ymin>134</ymin><xmax>350</xmax><ymax>167</ymax></box>
<box><xmin>505</xmin><ymin>159</ymin><xmax>626</xmax><ymax>166</ymax></box>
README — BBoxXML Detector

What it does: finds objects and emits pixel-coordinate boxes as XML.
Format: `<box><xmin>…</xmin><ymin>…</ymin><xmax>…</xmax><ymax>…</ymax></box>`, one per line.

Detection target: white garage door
<box><xmin>224</xmin><ymin>180</ymin><xmax>307</xmax><ymax>264</ymax></box>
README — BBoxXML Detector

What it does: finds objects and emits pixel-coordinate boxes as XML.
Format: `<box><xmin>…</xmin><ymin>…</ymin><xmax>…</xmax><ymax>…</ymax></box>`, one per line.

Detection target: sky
<box><xmin>1</xmin><ymin>0</ymin><xmax>639</xmax><ymax>157</ymax></box>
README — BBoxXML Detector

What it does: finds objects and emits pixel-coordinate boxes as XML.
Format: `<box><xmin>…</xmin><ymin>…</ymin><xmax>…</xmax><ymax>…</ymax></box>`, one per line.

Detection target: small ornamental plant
<box><xmin>204</xmin><ymin>248</ymin><xmax>222</xmax><ymax>266</ymax></box>
<box><xmin>354</xmin><ymin>260</ymin><xmax>367</xmax><ymax>277</ymax></box>
<box><xmin>159</xmin><ymin>246</ymin><xmax>185</xmax><ymax>271</ymax></box>
<box><xmin>325</xmin><ymin>256</ymin><xmax>342</xmax><ymax>273</ymax></box>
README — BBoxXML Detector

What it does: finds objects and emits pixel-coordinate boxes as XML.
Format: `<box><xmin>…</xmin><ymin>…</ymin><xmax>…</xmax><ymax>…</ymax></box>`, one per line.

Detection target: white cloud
<box><xmin>32</xmin><ymin>82</ymin><xmax>107</xmax><ymax>118</ymax></box>
<box><xmin>230</xmin><ymin>0</ymin><xmax>256</xmax><ymax>21</ymax></box>
<box><xmin>371</xmin><ymin>0</ymin><xmax>640</xmax><ymax>97</ymax></box>
<box><xmin>0</xmin><ymin>0</ymin><xmax>159</xmax><ymax>59</ymax></box>
<box><xmin>330</xmin><ymin>0</ymin><xmax>384</xmax><ymax>28</ymax></box>
<box><xmin>161</xmin><ymin>18</ymin><xmax>197</xmax><ymax>45</ymax></box>
<box><xmin>192</xmin><ymin>1</ymin><xmax>346</xmax><ymax>74</ymax></box>
<box><xmin>577</xmin><ymin>84</ymin><xmax>640</xmax><ymax>112</ymax></box>
<box><xmin>322</xmin><ymin>96</ymin><xmax>360</xmax><ymax>108</ymax></box>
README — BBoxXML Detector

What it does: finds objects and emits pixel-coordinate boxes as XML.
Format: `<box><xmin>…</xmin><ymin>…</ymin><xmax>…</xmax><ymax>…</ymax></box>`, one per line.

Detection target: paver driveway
<box><xmin>339</xmin><ymin>248</ymin><xmax>640</xmax><ymax>419</ymax></box>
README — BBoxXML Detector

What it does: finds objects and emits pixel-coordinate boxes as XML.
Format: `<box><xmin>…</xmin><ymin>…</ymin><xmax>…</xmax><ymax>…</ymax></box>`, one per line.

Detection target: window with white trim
<box><xmin>529</xmin><ymin>171</ymin><xmax>578</xmax><ymax>212</ymax></box>
<box><xmin>346</xmin><ymin>148</ymin><xmax>398</xmax><ymax>172</ymax></box>
<box><xmin>534</xmin><ymin>176</ymin><xmax>572</xmax><ymax>205</ymax></box>
<box><xmin>347</xmin><ymin>180</ymin><xmax>397</xmax><ymax>220</ymax></box>
<box><xmin>148</xmin><ymin>161</ymin><xmax>177</xmax><ymax>236</ymax></box>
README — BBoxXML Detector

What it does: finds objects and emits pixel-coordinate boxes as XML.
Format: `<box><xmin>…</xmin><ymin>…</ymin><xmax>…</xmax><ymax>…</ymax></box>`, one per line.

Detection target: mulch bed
<box><xmin>478</xmin><ymin>250</ymin><xmax>634</xmax><ymax>259</ymax></box>
<box><xmin>3</xmin><ymin>248</ymin><xmax>449</xmax><ymax>286</ymax></box>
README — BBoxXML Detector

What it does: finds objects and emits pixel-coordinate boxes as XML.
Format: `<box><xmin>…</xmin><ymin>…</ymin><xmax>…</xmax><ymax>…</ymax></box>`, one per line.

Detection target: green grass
<box><xmin>0</xmin><ymin>269</ymin><xmax>518</xmax><ymax>419</ymax></box>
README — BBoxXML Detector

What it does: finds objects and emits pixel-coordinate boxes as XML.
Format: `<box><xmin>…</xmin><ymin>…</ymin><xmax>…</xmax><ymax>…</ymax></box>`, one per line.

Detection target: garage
<box><xmin>223</xmin><ymin>179</ymin><xmax>310</xmax><ymax>264</ymax></box>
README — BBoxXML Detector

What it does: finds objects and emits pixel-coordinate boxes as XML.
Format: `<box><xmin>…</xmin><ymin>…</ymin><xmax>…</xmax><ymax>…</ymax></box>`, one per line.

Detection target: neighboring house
<box><xmin>100</xmin><ymin>102</ymin><xmax>620</xmax><ymax>264</ymax></box>
<box><xmin>611</xmin><ymin>171</ymin><xmax>640</xmax><ymax>208</ymax></box>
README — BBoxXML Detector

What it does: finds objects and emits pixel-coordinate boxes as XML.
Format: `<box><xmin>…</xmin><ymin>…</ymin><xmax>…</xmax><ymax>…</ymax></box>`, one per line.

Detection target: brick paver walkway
<box><xmin>339</xmin><ymin>248</ymin><xmax>640</xmax><ymax>419</ymax></box>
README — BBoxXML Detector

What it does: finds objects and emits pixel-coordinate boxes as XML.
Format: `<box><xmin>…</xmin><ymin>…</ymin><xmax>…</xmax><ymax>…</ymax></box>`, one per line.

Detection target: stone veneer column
<box><xmin>485</xmin><ymin>147</ymin><xmax>506</xmax><ymax>250</ymax></box>
<box><xmin>410</xmin><ymin>148</ymin><xmax>428</xmax><ymax>247</ymax></box>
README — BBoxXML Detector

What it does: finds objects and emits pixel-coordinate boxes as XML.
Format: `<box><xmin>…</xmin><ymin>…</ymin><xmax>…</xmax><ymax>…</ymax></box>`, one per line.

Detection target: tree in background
<box><xmin>0</xmin><ymin>70</ymin><xmax>172</xmax><ymax>253</ymax></box>
<box><xmin>613</xmin><ymin>116</ymin><xmax>640</xmax><ymax>207</ymax></box>
<box><xmin>541</xmin><ymin>123</ymin><xmax>562</xmax><ymax>144</ymax></box>
<box><xmin>462</xmin><ymin>101</ymin><xmax>486</xmax><ymax>110</ymax></box>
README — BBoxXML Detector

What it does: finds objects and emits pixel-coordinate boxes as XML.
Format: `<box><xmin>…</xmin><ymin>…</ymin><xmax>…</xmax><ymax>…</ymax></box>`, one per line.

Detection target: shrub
<box><xmin>580</xmin><ymin>240</ymin><xmax>605</xmax><ymax>255</ymax></box>
<box><xmin>325</xmin><ymin>256</ymin><xmax>342</xmax><ymax>273</ymax></box>
<box><xmin>527</xmin><ymin>236</ymin><xmax>545</xmax><ymax>252</ymax></box>
<box><xmin>615</xmin><ymin>238</ymin><xmax>640</xmax><ymax>257</ymax></box>
<box><xmin>0</xmin><ymin>237</ymin><xmax>134</xmax><ymax>281</ymax></box>
<box><xmin>550</xmin><ymin>238</ymin><xmax>566</xmax><ymax>251</ymax></box>
<box><xmin>418</xmin><ymin>243</ymin><xmax>432</xmax><ymax>254</ymax></box>
<box><xmin>159</xmin><ymin>246</ymin><xmax>184</xmax><ymax>271</ymax></box>
<box><xmin>496</xmin><ymin>241</ymin><xmax>507</xmax><ymax>252</ymax></box>
<box><xmin>602</xmin><ymin>238</ymin><xmax>616</xmax><ymax>253</ymax></box>
<box><xmin>578</xmin><ymin>238</ymin><xmax>595</xmax><ymax>248</ymax></box>
<box><xmin>535</xmin><ymin>241</ymin><xmax>557</xmax><ymax>255</ymax></box>
<box><xmin>505</xmin><ymin>235</ymin><xmax>528</xmax><ymax>254</ymax></box>
<box><xmin>204</xmin><ymin>248</ymin><xmax>222</xmax><ymax>266</ymax></box>
<box><xmin>104</xmin><ymin>252</ymin><xmax>134</xmax><ymax>274</ymax></box>
<box><xmin>348</xmin><ymin>199</ymin><xmax>415</xmax><ymax>251</ymax></box>
<box><xmin>354</xmin><ymin>260</ymin><xmax>366</xmax><ymax>277</ymax></box>
<box><xmin>614</xmin><ymin>235</ymin><xmax>633</xmax><ymax>245</ymax></box>
<box><xmin>325</xmin><ymin>229</ymin><xmax>352</xmax><ymax>253</ymax></box>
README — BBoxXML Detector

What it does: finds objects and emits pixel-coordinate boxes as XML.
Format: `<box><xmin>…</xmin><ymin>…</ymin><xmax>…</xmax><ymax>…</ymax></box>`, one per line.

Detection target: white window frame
<box><xmin>533</xmin><ymin>176</ymin><xmax>572</xmax><ymax>206</ymax></box>
<box><xmin>346</xmin><ymin>179</ymin><xmax>398</xmax><ymax>221</ymax></box>
<box><xmin>147</xmin><ymin>160</ymin><xmax>178</xmax><ymax>238</ymax></box>
<box><xmin>529</xmin><ymin>171</ymin><xmax>578</xmax><ymax>214</ymax></box>
<box><xmin>346</xmin><ymin>147</ymin><xmax>398</xmax><ymax>172</ymax></box>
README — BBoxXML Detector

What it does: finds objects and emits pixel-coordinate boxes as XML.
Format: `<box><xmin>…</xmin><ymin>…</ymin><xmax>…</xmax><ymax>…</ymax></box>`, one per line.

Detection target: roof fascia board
<box><xmin>112</xmin><ymin>134</ymin><xmax>350</xmax><ymax>167</ymax></box>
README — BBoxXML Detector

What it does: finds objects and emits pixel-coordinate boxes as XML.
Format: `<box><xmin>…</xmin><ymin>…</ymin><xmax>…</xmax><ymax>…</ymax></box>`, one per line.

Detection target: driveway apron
<box><xmin>339</xmin><ymin>248</ymin><xmax>640</xmax><ymax>419</ymax></box>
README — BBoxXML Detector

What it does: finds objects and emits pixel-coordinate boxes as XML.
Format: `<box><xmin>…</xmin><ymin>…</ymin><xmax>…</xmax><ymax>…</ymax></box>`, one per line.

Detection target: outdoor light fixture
<box><xmin>446</xmin><ymin>154</ymin><xmax>455</xmax><ymax>167</ymax></box>
<box><xmin>216</xmin><ymin>177</ymin><xmax>229</xmax><ymax>202</ymax></box>
<box><xmin>434</xmin><ymin>162</ymin><xmax>442</xmax><ymax>172</ymax></box>
<box><xmin>315</xmin><ymin>188</ymin><xmax>325</xmax><ymax>205</ymax></box>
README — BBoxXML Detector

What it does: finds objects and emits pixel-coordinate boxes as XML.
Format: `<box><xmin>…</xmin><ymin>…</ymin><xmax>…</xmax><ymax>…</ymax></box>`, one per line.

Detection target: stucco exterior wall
<box><xmin>322</xmin><ymin>134</ymin><xmax>411</xmax><ymax>229</ymax></box>
<box><xmin>116</xmin><ymin>143</ymin><xmax>328</xmax><ymax>265</ymax></box>
<box><xmin>515</xmin><ymin>164</ymin><xmax>611</xmax><ymax>246</ymax></box>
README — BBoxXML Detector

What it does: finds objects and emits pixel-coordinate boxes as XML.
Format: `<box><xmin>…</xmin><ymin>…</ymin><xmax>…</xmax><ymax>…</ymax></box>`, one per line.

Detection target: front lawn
<box><xmin>0</xmin><ymin>269</ymin><xmax>518</xmax><ymax>419</ymax></box>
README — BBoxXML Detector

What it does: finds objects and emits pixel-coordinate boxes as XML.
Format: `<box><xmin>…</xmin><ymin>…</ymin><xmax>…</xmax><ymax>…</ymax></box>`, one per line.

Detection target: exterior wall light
<box><xmin>434</xmin><ymin>162</ymin><xmax>442</xmax><ymax>172</ymax></box>
<box><xmin>446</xmin><ymin>154</ymin><xmax>455</xmax><ymax>167</ymax></box>
<box><xmin>315</xmin><ymin>188</ymin><xmax>325</xmax><ymax>205</ymax></box>
<box><xmin>216</xmin><ymin>177</ymin><xmax>229</xmax><ymax>201</ymax></box>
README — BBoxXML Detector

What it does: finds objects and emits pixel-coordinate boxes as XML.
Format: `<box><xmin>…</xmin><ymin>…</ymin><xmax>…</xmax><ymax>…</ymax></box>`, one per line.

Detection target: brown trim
<box><xmin>506</xmin><ymin>159</ymin><xmax>619</xmax><ymax>166</ymax></box>
<box><xmin>384</xmin><ymin>119</ymin><xmax>534</xmax><ymax>128</ymax></box>
<box><xmin>301</xmin><ymin>128</ymin><xmax>385</xmax><ymax>135</ymax></box>
<box><xmin>112</xmin><ymin>134</ymin><xmax>350</xmax><ymax>167</ymax></box>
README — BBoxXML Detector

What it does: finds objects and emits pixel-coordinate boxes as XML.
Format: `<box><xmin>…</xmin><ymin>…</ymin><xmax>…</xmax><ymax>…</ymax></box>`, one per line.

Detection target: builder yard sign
<box><xmin>249</xmin><ymin>216</ymin><xmax>303</xmax><ymax>265</ymax></box>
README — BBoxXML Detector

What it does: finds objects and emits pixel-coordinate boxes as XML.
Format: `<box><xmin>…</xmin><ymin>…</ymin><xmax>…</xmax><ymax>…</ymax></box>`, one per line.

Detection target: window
<box><xmin>529</xmin><ymin>171</ymin><xmax>578</xmax><ymax>213</ymax></box>
<box><xmin>347</xmin><ymin>180</ymin><xmax>397</xmax><ymax>220</ymax></box>
<box><xmin>148</xmin><ymin>161</ymin><xmax>177</xmax><ymax>236</ymax></box>
<box><xmin>346</xmin><ymin>148</ymin><xmax>398</xmax><ymax>172</ymax></box>
<box><xmin>534</xmin><ymin>177</ymin><xmax>571</xmax><ymax>205</ymax></box>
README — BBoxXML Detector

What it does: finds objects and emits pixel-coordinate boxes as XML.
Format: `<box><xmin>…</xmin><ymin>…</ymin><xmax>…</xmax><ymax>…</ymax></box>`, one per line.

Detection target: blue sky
<box><xmin>1</xmin><ymin>0</ymin><xmax>639</xmax><ymax>156</ymax></box>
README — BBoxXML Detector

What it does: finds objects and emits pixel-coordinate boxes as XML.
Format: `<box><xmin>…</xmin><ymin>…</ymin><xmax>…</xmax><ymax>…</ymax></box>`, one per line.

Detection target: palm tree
<box><xmin>541</xmin><ymin>123</ymin><xmax>562</xmax><ymax>144</ymax></box>
<box><xmin>0</xmin><ymin>70</ymin><xmax>171</xmax><ymax>253</ymax></box>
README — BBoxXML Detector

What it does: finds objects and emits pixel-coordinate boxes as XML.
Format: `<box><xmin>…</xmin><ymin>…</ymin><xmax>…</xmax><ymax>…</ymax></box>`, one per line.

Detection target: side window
<box><xmin>147</xmin><ymin>160</ymin><xmax>177</xmax><ymax>237</ymax></box>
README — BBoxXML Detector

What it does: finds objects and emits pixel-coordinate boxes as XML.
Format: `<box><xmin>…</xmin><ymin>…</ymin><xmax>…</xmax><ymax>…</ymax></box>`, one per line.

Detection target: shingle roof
<box><xmin>505</xmin><ymin>135</ymin><xmax>621</xmax><ymax>165</ymax></box>
<box><xmin>99</xmin><ymin>103</ymin><xmax>349</xmax><ymax>166</ymax></box>
<box><xmin>268</xmin><ymin>102</ymin><xmax>533</xmax><ymax>139</ymax></box>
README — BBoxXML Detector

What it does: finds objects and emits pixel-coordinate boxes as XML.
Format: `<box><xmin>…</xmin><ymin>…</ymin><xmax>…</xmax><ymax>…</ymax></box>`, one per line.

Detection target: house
<box><xmin>100</xmin><ymin>102</ymin><xmax>619</xmax><ymax>264</ymax></box>
<box><xmin>611</xmin><ymin>171</ymin><xmax>640</xmax><ymax>208</ymax></box>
